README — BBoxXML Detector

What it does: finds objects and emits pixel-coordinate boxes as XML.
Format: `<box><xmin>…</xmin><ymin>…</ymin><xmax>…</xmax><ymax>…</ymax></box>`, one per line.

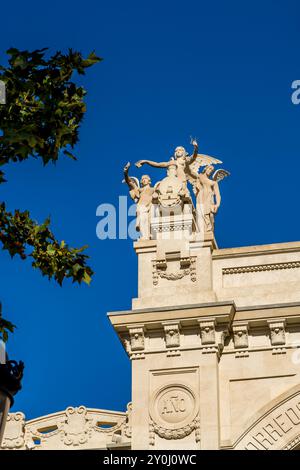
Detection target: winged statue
<box><xmin>125</xmin><ymin>138</ymin><xmax>230</xmax><ymax>237</ymax></box>
<box><xmin>123</xmin><ymin>162</ymin><xmax>155</xmax><ymax>240</ymax></box>
<box><xmin>185</xmin><ymin>146</ymin><xmax>230</xmax><ymax>233</ymax></box>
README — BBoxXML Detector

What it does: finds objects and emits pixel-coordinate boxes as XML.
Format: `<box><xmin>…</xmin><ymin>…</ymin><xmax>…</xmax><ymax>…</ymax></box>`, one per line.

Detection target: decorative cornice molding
<box><xmin>223</xmin><ymin>261</ymin><xmax>300</xmax><ymax>275</ymax></box>
<box><xmin>151</xmin><ymin>223</ymin><xmax>193</xmax><ymax>233</ymax></box>
<box><xmin>198</xmin><ymin>320</ymin><xmax>229</xmax><ymax>357</ymax></box>
<box><xmin>213</xmin><ymin>242</ymin><xmax>300</xmax><ymax>260</ymax></box>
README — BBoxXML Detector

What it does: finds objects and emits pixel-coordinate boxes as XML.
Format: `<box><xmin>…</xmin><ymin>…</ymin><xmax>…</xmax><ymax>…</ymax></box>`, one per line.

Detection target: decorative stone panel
<box><xmin>129</xmin><ymin>327</ymin><xmax>145</xmax><ymax>351</ymax></box>
<box><xmin>233</xmin><ymin>324</ymin><xmax>249</xmax><ymax>349</ymax></box>
<box><xmin>199</xmin><ymin>320</ymin><xmax>215</xmax><ymax>345</ymax></box>
<box><xmin>1</xmin><ymin>412</ymin><xmax>25</xmax><ymax>449</ymax></box>
<box><xmin>268</xmin><ymin>320</ymin><xmax>286</xmax><ymax>346</ymax></box>
<box><xmin>163</xmin><ymin>322</ymin><xmax>180</xmax><ymax>349</ymax></box>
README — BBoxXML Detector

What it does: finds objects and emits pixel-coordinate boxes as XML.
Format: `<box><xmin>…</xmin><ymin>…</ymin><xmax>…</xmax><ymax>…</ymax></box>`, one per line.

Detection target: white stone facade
<box><xmin>1</xmin><ymin>406</ymin><xmax>131</xmax><ymax>450</ymax></box>
<box><xmin>3</xmin><ymin>209</ymin><xmax>300</xmax><ymax>450</ymax></box>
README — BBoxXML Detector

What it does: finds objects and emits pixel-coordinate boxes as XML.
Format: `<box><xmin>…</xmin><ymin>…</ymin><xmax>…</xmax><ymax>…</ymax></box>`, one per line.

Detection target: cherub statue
<box><xmin>186</xmin><ymin>161</ymin><xmax>230</xmax><ymax>233</ymax></box>
<box><xmin>123</xmin><ymin>162</ymin><xmax>155</xmax><ymax>240</ymax></box>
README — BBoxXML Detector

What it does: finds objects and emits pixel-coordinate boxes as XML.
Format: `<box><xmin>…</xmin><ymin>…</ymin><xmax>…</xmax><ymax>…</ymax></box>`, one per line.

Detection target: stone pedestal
<box><xmin>132</xmin><ymin>211</ymin><xmax>218</xmax><ymax>310</ymax></box>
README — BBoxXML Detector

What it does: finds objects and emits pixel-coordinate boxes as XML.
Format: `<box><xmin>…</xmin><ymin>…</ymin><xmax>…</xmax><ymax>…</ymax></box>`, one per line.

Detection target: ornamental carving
<box><xmin>129</xmin><ymin>327</ymin><xmax>145</xmax><ymax>351</ymax></box>
<box><xmin>223</xmin><ymin>261</ymin><xmax>300</xmax><ymax>275</ymax></box>
<box><xmin>149</xmin><ymin>384</ymin><xmax>199</xmax><ymax>444</ymax></box>
<box><xmin>233</xmin><ymin>324</ymin><xmax>249</xmax><ymax>349</ymax></box>
<box><xmin>199</xmin><ymin>320</ymin><xmax>215</xmax><ymax>345</ymax></box>
<box><xmin>151</xmin><ymin>222</ymin><xmax>193</xmax><ymax>233</ymax></box>
<box><xmin>1</xmin><ymin>407</ymin><xmax>129</xmax><ymax>450</ymax></box>
<box><xmin>149</xmin><ymin>416</ymin><xmax>200</xmax><ymax>443</ymax></box>
<box><xmin>152</xmin><ymin>257</ymin><xmax>196</xmax><ymax>286</ymax></box>
<box><xmin>124</xmin><ymin>402</ymin><xmax>132</xmax><ymax>439</ymax></box>
<box><xmin>60</xmin><ymin>406</ymin><xmax>92</xmax><ymax>446</ymax></box>
<box><xmin>163</xmin><ymin>323</ymin><xmax>180</xmax><ymax>349</ymax></box>
<box><xmin>1</xmin><ymin>412</ymin><xmax>25</xmax><ymax>449</ymax></box>
<box><xmin>268</xmin><ymin>320</ymin><xmax>286</xmax><ymax>346</ymax></box>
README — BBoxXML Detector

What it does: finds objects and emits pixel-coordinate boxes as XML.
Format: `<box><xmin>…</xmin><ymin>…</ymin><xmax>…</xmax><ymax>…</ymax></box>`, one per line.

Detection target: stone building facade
<box><xmin>2</xmin><ymin>147</ymin><xmax>300</xmax><ymax>450</ymax></box>
<box><xmin>3</xmin><ymin>235</ymin><xmax>300</xmax><ymax>450</ymax></box>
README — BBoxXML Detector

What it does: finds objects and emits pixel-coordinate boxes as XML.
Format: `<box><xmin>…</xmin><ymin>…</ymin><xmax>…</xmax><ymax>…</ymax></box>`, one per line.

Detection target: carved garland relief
<box><xmin>149</xmin><ymin>385</ymin><xmax>200</xmax><ymax>445</ymax></box>
<box><xmin>152</xmin><ymin>256</ymin><xmax>196</xmax><ymax>286</ymax></box>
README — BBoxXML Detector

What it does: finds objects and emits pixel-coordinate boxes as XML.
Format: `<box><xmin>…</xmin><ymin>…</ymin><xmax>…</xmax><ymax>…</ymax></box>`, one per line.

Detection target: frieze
<box><xmin>223</xmin><ymin>261</ymin><xmax>300</xmax><ymax>275</ymax></box>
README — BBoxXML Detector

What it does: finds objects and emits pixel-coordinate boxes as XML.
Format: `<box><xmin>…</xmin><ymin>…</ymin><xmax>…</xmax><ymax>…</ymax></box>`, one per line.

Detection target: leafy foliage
<box><xmin>0</xmin><ymin>203</ymin><xmax>93</xmax><ymax>286</ymax></box>
<box><xmin>0</xmin><ymin>314</ymin><xmax>15</xmax><ymax>343</ymax></box>
<box><xmin>0</xmin><ymin>48</ymin><xmax>101</xmax><ymax>181</ymax></box>
<box><xmin>0</xmin><ymin>48</ymin><xmax>101</xmax><ymax>341</ymax></box>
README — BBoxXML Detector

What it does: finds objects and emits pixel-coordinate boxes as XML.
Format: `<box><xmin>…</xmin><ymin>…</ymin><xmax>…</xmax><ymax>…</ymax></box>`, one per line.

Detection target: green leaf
<box><xmin>46</xmin><ymin>244</ymin><xmax>55</xmax><ymax>255</ymax></box>
<box><xmin>63</xmin><ymin>150</ymin><xmax>77</xmax><ymax>161</ymax></box>
<box><xmin>83</xmin><ymin>271</ymin><xmax>92</xmax><ymax>285</ymax></box>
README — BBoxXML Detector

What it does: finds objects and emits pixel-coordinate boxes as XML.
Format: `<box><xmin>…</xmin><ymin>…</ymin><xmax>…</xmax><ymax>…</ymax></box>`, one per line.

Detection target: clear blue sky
<box><xmin>0</xmin><ymin>0</ymin><xmax>299</xmax><ymax>419</ymax></box>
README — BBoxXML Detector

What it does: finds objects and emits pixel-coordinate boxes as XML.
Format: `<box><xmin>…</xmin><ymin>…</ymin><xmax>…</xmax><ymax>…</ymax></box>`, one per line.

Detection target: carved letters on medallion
<box><xmin>149</xmin><ymin>384</ymin><xmax>200</xmax><ymax>445</ymax></box>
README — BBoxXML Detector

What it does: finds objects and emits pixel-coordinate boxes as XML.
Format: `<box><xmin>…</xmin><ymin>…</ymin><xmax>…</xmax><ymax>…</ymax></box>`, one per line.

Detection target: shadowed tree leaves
<box><xmin>0</xmin><ymin>48</ymin><xmax>101</xmax><ymax>341</ymax></box>
<box><xmin>0</xmin><ymin>203</ymin><xmax>93</xmax><ymax>286</ymax></box>
<box><xmin>0</xmin><ymin>48</ymin><xmax>102</xmax><ymax>176</ymax></box>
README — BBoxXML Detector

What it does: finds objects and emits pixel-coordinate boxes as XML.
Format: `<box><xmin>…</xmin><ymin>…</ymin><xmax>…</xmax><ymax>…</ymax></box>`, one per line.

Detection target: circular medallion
<box><xmin>150</xmin><ymin>384</ymin><xmax>198</xmax><ymax>430</ymax></box>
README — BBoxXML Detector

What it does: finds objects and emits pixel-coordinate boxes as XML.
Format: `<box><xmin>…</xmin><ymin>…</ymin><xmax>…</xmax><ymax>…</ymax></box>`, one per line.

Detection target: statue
<box><xmin>135</xmin><ymin>139</ymin><xmax>200</xmax><ymax>187</ymax></box>
<box><xmin>152</xmin><ymin>161</ymin><xmax>191</xmax><ymax>209</ymax></box>
<box><xmin>186</xmin><ymin>162</ymin><xmax>230</xmax><ymax>233</ymax></box>
<box><xmin>124</xmin><ymin>138</ymin><xmax>230</xmax><ymax>239</ymax></box>
<box><xmin>123</xmin><ymin>162</ymin><xmax>155</xmax><ymax>240</ymax></box>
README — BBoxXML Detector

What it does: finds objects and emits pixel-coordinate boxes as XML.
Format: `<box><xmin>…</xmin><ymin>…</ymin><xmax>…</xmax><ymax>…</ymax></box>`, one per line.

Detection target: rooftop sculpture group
<box><xmin>123</xmin><ymin>139</ymin><xmax>230</xmax><ymax>239</ymax></box>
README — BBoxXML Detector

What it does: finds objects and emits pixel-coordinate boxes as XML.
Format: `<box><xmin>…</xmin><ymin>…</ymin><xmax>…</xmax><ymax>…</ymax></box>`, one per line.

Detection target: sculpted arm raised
<box><xmin>123</xmin><ymin>162</ymin><xmax>141</xmax><ymax>202</ymax></box>
<box><xmin>135</xmin><ymin>159</ymin><xmax>171</xmax><ymax>169</ymax></box>
<box><xmin>188</xmin><ymin>138</ymin><xmax>199</xmax><ymax>166</ymax></box>
<box><xmin>123</xmin><ymin>162</ymin><xmax>136</xmax><ymax>190</ymax></box>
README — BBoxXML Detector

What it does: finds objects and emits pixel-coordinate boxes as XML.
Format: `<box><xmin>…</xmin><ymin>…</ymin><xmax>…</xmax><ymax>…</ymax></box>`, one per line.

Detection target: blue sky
<box><xmin>0</xmin><ymin>0</ymin><xmax>299</xmax><ymax>419</ymax></box>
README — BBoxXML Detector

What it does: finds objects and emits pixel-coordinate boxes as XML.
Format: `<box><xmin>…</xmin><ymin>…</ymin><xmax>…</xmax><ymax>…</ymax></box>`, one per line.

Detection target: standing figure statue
<box><xmin>187</xmin><ymin>162</ymin><xmax>230</xmax><ymax>233</ymax></box>
<box><xmin>123</xmin><ymin>162</ymin><xmax>155</xmax><ymax>240</ymax></box>
<box><xmin>135</xmin><ymin>139</ymin><xmax>199</xmax><ymax>187</ymax></box>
